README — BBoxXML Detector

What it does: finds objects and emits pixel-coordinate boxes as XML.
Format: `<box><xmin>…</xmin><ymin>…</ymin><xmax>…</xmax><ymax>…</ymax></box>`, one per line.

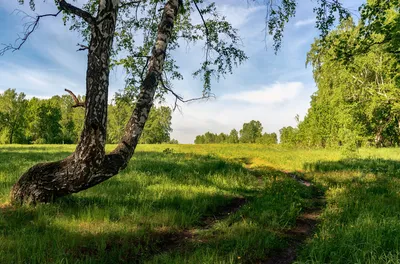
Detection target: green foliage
<box><xmin>194</xmin><ymin>131</ymin><xmax>232</xmax><ymax>144</ymax></box>
<box><xmin>265</xmin><ymin>0</ymin><xmax>297</xmax><ymax>52</ymax></box>
<box><xmin>279</xmin><ymin>126</ymin><xmax>299</xmax><ymax>146</ymax></box>
<box><xmin>240</xmin><ymin>120</ymin><xmax>263</xmax><ymax>143</ymax></box>
<box><xmin>25</xmin><ymin>97</ymin><xmax>63</xmax><ymax>144</ymax></box>
<box><xmin>256</xmin><ymin>132</ymin><xmax>278</xmax><ymax>145</ymax></box>
<box><xmin>139</xmin><ymin>106</ymin><xmax>172</xmax><ymax>144</ymax></box>
<box><xmin>68</xmin><ymin>0</ymin><xmax>247</xmax><ymax>101</ymax></box>
<box><xmin>107</xmin><ymin>100</ymin><xmax>132</xmax><ymax>144</ymax></box>
<box><xmin>351</xmin><ymin>0</ymin><xmax>399</xmax><ymax>63</ymax></box>
<box><xmin>57</xmin><ymin>95</ymin><xmax>79</xmax><ymax>144</ymax></box>
<box><xmin>248</xmin><ymin>0</ymin><xmax>349</xmax><ymax>53</ymax></box>
<box><xmin>168</xmin><ymin>138</ymin><xmax>179</xmax><ymax>144</ymax></box>
<box><xmin>314</xmin><ymin>0</ymin><xmax>350</xmax><ymax>38</ymax></box>
<box><xmin>0</xmin><ymin>89</ymin><xmax>173</xmax><ymax>145</ymax></box>
<box><xmin>107</xmin><ymin>102</ymin><xmax>173</xmax><ymax>144</ymax></box>
<box><xmin>16</xmin><ymin>0</ymin><xmax>355</xmax><ymax>103</ymax></box>
<box><xmin>283</xmin><ymin>5</ymin><xmax>400</xmax><ymax>149</ymax></box>
<box><xmin>195</xmin><ymin>121</ymin><xmax>276</xmax><ymax>145</ymax></box>
<box><xmin>339</xmin><ymin>128</ymin><xmax>360</xmax><ymax>158</ymax></box>
<box><xmin>0</xmin><ymin>89</ymin><xmax>27</xmax><ymax>144</ymax></box>
<box><xmin>194</xmin><ymin>134</ymin><xmax>205</xmax><ymax>144</ymax></box>
<box><xmin>228</xmin><ymin>129</ymin><xmax>239</xmax><ymax>144</ymax></box>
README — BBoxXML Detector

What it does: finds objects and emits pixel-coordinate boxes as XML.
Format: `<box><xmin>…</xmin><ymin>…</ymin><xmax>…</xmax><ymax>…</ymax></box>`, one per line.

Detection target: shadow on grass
<box><xmin>1</xmin><ymin>199</ymin><xmax>247</xmax><ymax>264</ymax></box>
<box><xmin>0</xmin><ymin>148</ymin><xmax>315</xmax><ymax>263</ymax></box>
<box><xmin>304</xmin><ymin>158</ymin><xmax>400</xmax><ymax>176</ymax></box>
<box><xmin>52</xmin><ymin>151</ymin><xmax>261</xmax><ymax>213</ymax></box>
<box><xmin>0</xmin><ymin>203</ymin><xmax>198</xmax><ymax>263</ymax></box>
<box><xmin>297</xmin><ymin>157</ymin><xmax>400</xmax><ymax>264</ymax></box>
<box><xmin>0</xmin><ymin>146</ymin><xmax>61</xmax><ymax>152</ymax></box>
<box><xmin>0</xmin><ymin>150</ymin><xmax>73</xmax><ymax>202</ymax></box>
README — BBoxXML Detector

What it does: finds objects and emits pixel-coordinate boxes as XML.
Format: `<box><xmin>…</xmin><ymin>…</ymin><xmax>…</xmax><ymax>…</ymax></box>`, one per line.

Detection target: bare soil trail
<box><xmin>146</xmin><ymin>165</ymin><xmax>326</xmax><ymax>264</ymax></box>
<box><xmin>261</xmin><ymin>172</ymin><xmax>325</xmax><ymax>264</ymax></box>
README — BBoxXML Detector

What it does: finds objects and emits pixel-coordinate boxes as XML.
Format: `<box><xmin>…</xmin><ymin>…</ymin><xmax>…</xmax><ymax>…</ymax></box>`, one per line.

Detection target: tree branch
<box><xmin>0</xmin><ymin>10</ymin><xmax>61</xmax><ymax>56</ymax></box>
<box><xmin>76</xmin><ymin>43</ymin><xmax>89</xmax><ymax>51</ymax></box>
<box><xmin>1</xmin><ymin>0</ymin><xmax>95</xmax><ymax>56</ymax></box>
<box><xmin>57</xmin><ymin>0</ymin><xmax>95</xmax><ymax>25</ymax></box>
<box><xmin>193</xmin><ymin>1</ymin><xmax>209</xmax><ymax>40</ymax></box>
<box><xmin>160</xmin><ymin>77</ymin><xmax>214</xmax><ymax>111</ymax></box>
<box><xmin>193</xmin><ymin>0</ymin><xmax>211</xmax><ymax>59</ymax></box>
<box><xmin>193</xmin><ymin>0</ymin><xmax>212</xmax><ymax>79</ymax></box>
<box><xmin>65</xmin><ymin>89</ymin><xmax>85</xmax><ymax>108</ymax></box>
<box><xmin>119</xmin><ymin>0</ymin><xmax>142</xmax><ymax>9</ymax></box>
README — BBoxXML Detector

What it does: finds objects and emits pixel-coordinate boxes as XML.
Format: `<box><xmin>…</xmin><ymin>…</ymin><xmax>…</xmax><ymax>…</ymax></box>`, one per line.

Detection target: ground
<box><xmin>1</xmin><ymin>144</ymin><xmax>400</xmax><ymax>263</ymax></box>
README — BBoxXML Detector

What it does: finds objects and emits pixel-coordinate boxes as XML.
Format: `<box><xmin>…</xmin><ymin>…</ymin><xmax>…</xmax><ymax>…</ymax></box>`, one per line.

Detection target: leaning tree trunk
<box><xmin>11</xmin><ymin>0</ymin><xmax>181</xmax><ymax>204</ymax></box>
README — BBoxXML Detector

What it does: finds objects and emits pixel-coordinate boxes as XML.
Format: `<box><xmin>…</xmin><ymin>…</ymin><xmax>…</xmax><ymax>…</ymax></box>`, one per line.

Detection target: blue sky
<box><xmin>0</xmin><ymin>0</ymin><xmax>364</xmax><ymax>143</ymax></box>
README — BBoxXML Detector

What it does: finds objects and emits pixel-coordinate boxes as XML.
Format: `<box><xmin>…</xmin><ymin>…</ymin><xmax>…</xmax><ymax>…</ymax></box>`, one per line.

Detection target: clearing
<box><xmin>1</xmin><ymin>144</ymin><xmax>400</xmax><ymax>263</ymax></box>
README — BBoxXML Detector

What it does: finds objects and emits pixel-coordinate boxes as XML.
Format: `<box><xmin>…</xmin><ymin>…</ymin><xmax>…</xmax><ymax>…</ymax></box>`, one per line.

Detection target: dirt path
<box><xmin>75</xmin><ymin>196</ymin><xmax>249</xmax><ymax>263</ymax></box>
<box><xmin>149</xmin><ymin>168</ymin><xmax>326</xmax><ymax>264</ymax></box>
<box><xmin>262</xmin><ymin>173</ymin><xmax>325</xmax><ymax>264</ymax></box>
<box><xmin>143</xmin><ymin>167</ymin><xmax>325</xmax><ymax>263</ymax></box>
<box><xmin>145</xmin><ymin>195</ymin><xmax>248</xmax><ymax>260</ymax></box>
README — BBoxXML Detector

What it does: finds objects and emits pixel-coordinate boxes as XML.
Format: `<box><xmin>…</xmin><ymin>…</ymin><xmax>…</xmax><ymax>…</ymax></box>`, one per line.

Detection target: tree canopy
<box><xmin>194</xmin><ymin>120</ymin><xmax>277</xmax><ymax>145</ymax></box>
<box><xmin>0</xmin><ymin>89</ymin><xmax>174</xmax><ymax>145</ymax></box>
<box><xmin>2</xmin><ymin>0</ymin><xmax>398</xmax><ymax>204</ymax></box>
<box><xmin>281</xmin><ymin>4</ymin><xmax>400</xmax><ymax>148</ymax></box>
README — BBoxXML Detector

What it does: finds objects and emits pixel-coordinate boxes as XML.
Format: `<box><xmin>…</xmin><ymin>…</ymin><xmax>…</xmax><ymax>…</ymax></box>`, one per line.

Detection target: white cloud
<box><xmin>294</xmin><ymin>18</ymin><xmax>316</xmax><ymax>27</ymax></box>
<box><xmin>0</xmin><ymin>61</ymin><xmax>126</xmax><ymax>102</ymax></box>
<box><xmin>25</xmin><ymin>95</ymin><xmax>51</xmax><ymax>100</ymax></box>
<box><xmin>220</xmin><ymin>82</ymin><xmax>304</xmax><ymax>104</ymax></box>
<box><xmin>21</xmin><ymin>72</ymin><xmax>50</xmax><ymax>87</ymax></box>
<box><xmin>170</xmin><ymin>82</ymin><xmax>313</xmax><ymax>143</ymax></box>
<box><xmin>216</xmin><ymin>5</ymin><xmax>263</xmax><ymax>28</ymax></box>
<box><xmin>0</xmin><ymin>62</ymin><xmax>82</xmax><ymax>96</ymax></box>
<box><xmin>1</xmin><ymin>1</ymin><xmax>320</xmax><ymax>144</ymax></box>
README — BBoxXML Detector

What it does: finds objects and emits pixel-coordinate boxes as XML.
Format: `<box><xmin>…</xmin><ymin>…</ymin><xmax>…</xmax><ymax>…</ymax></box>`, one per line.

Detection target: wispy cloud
<box><xmin>0</xmin><ymin>62</ymin><xmax>82</xmax><ymax>96</ymax></box>
<box><xmin>170</xmin><ymin>94</ymin><xmax>311</xmax><ymax>143</ymax></box>
<box><xmin>294</xmin><ymin>18</ymin><xmax>316</xmax><ymax>27</ymax></box>
<box><xmin>216</xmin><ymin>5</ymin><xmax>264</xmax><ymax>28</ymax></box>
<box><xmin>220</xmin><ymin>82</ymin><xmax>304</xmax><ymax>104</ymax></box>
<box><xmin>1</xmin><ymin>0</ymin><xmax>323</xmax><ymax>144</ymax></box>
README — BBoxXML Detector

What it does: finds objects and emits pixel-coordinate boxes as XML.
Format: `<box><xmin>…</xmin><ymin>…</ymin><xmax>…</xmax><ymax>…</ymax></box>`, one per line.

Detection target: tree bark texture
<box><xmin>11</xmin><ymin>0</ymin><xmax>180</xmax><ymax>204</ymax></box>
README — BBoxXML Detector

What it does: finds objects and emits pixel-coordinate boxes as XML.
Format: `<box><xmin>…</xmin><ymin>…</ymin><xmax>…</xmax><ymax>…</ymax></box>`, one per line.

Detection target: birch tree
<box><xmin>2</xmin><ymin>0</ymin><xmax>352</xmax><ymax>204</ymax></box>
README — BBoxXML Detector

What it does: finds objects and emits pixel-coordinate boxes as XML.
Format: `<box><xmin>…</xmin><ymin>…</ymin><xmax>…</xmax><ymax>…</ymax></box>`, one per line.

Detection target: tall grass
<box><xmin>1</xmin><ymin>144</ymin><xmax>399</xmax><ymax>263</ymax></box>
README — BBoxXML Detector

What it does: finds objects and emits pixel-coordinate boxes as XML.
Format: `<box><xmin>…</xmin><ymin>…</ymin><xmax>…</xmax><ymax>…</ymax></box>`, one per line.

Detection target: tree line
<box><xmin>5</xmin><ymin>0</ymin><xmax>394</xmax><ymax>203</ymax></box>
<box><xmin>196</xmin><ymin>13</ymin><xmax>400</xmax><ymax>149</ymax></box>
<box><xmin>194</xmin><ymin>120</ymin><xmax>278</xmax><ymax>144</ymax></box>
<box><xmin>280</xmin><ymin>14</ymin><xmax>400</xmax><ymax>148</ymax></box>
<box><xmin>0</xmin><ymin>88</ymin><xmax>176</xmax><ymax>144</ymax></box>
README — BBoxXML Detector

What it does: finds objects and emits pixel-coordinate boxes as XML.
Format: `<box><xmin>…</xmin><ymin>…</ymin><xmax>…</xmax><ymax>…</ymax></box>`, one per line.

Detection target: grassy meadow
<box><xmin>0</xmin><ymin>144</ymin><xmax>400</xmax><ymax>263</ymax></box>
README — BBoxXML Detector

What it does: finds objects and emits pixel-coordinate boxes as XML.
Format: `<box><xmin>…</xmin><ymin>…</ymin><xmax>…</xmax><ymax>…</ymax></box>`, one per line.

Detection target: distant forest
<box><xmin>0</xmin><ymin>89</ymin><xmax>175</xmax><ymax>144</ymax></box>
<box><xmin>194</xmin><ymin>120</ymin><xmax>277</xmax><ymax>144</ymax></box>
<box><xmin>2</xmin><ymin>17</ymin><xmax>399</xmax><ymax>148</ymax></box>
<box><xmin>197</xmin><ymin>18</ymin><xmax>400</xmax><ymax>148</ymax></box>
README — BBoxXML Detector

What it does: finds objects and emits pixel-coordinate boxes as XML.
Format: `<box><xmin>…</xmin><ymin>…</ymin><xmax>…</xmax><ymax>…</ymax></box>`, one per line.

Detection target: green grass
<box><xmin>1</xmin><ymin>144</ymin><xmax>400</xmax><ymax>263</ymax></box>
<box><xmin>297</xmin><ymin>158</ymin><xmax>400</xmax><ymax>264</ymax></box>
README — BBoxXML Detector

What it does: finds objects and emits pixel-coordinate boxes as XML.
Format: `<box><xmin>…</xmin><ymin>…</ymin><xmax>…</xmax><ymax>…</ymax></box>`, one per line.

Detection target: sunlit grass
<box><xmin>1</xmin><ymin>144</ymin><xmax>400</xmax><ymax>263</ymax></box>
